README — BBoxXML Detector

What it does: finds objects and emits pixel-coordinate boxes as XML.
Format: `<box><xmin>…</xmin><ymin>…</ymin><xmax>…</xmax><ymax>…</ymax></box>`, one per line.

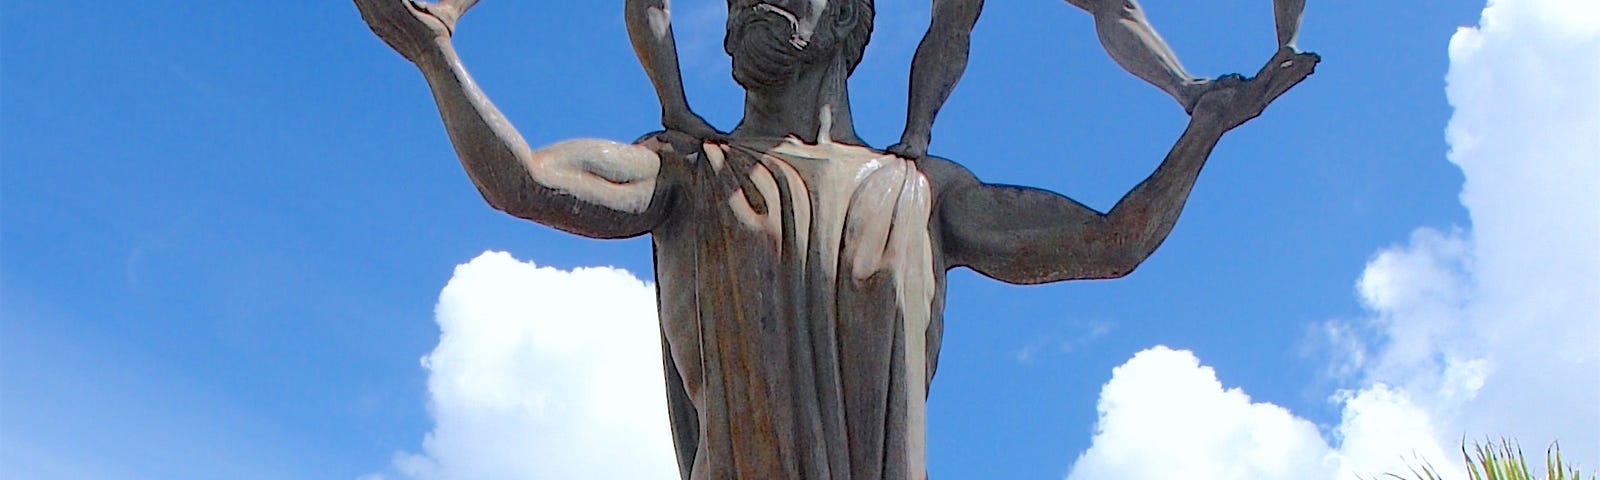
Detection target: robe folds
<box><xmin>648</xmin><ymin>136</ymin><xmax>946</xmax><ymax>480</ymax></box>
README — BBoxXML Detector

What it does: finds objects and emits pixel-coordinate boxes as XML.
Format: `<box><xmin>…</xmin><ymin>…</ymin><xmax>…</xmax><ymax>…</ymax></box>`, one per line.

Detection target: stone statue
<box><xmin>625</xmin><ymin>0</ymin><xmax>1306</xmax><ymax>158</ymax></box>
<box><xmin>354</xmin><ymin>1</ymin><xmax>1317</xmax><ymax>478</ymax></box>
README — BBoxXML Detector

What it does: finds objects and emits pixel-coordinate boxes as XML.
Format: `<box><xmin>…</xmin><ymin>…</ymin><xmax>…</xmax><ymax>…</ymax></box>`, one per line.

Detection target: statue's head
<box><xmin>725</xmin><ymin>0</ymin><xmax>874</xmax><ymax>92</ymax></box>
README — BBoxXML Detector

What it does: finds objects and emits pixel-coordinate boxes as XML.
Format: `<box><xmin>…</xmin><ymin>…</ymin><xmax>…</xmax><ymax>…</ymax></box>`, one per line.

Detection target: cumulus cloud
<box><xmin>1065</xmin><ymin>347</ymin><xmax>1342</xmax><ymax>480</ymax></box>
<box><xmin>376</xmin><ymin>251</ymin><xmax>678</xmax><ymax>480</ymax></box>
<box><xmin>1065</xmin><ymin>347</ymin><xmax>1462</xmax><ymax>480</ymax></box>
<box><xmin>1434</xmin><ymin>0</ymin><xmax>1599</xmax><ymax>457</ymax></box>
<box><xmin>1356</xmin><ymin>0</ymin><xmax>1598</xmax><ymax>464</ymax></box>
<box><xmin>1068</xmin><ymin>0</ymin><xmax>1597</xmax><ymax>477</ymax></box>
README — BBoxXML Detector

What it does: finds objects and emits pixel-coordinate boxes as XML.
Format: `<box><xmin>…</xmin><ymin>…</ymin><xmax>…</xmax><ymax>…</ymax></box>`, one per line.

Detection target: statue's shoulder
<box><xmin>909</xmin><ymin>154</ymin><xmax>980</xmax><ymax>195</ymax></box>
<box><xmin>633</xmin><ymin>130</ymin><xmax>706</xmax><ymax>159</ymax></box>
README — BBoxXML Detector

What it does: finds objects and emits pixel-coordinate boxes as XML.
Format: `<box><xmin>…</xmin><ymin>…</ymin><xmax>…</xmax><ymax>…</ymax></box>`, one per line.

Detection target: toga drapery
<box><xmin>647</xmin><ymin>136</ymin><xmax>946</xmax><ymax>480</ymax></box>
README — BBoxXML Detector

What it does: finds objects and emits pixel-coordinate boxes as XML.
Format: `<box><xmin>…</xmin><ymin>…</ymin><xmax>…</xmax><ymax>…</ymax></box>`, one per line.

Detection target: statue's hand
<box><xmin>355</xmin><ymin>0</ymin><xmax>475</xmax><ymax>64</ymax></box>
<box><xmin>664</xmin><ymin>110</ymin><xmax>724</xmax><ymax>141</ymax></box>
<box><xmin>1192</xmin><ymin>48</ymin><xmax>1319</xmax><ymax>131</ymax></box>
<box><xmin>887</xmin><ymin>131</ymin><xmax>931</xmax><ymax>160</ymax></box>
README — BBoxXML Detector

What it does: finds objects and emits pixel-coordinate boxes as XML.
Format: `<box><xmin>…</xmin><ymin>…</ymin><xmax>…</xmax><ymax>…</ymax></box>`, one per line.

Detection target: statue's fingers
<box><xmin>1254</xmin><ymin>50</ymin><xmax>1318</xmax><ymax>107</ymax></box>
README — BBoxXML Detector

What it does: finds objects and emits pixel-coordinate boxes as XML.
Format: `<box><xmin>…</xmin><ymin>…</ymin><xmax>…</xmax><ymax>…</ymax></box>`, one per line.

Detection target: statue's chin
<box><xmin>729</xmin><ymin>18</ymin><xmax>805</xmax><ymax>91</ymax></box>
<box><xmin>732</xmin><ymin>56</ymin><xmax>794</xmax><ymax>91</ymax></box>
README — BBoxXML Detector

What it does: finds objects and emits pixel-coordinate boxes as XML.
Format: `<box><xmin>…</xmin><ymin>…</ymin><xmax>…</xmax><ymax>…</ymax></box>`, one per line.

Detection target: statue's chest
<box><xmin>682</xmin><ymin>140</ymin><xmax>936</xmax><ymax>281</ymax></box>
<box><xmin>650</xmin><ymin>141</ymin><xmax>943</xmax><ymax>478</ymax></box>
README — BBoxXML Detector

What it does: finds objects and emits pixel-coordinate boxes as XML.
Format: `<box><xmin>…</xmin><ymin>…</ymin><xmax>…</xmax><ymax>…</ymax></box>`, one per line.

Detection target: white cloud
<box><xmin>1065</xmin><ymin>347</ymin><xmax>1342</xmax><ymax>480</ymax></box>
<box><xmin>1067</xmin><ymin>0</ymin><xmax>1599</xmax><ymax>477</ymax></box>
<box><xmin>1064</xmin><ymin>347</ymin><xmax>1462</xmax><ymax>480</ymax></box>
<box><xmin>1365</xmin><ymin>0</ymin><xmax>1598</xmax><ymax>464</ymax></box>
<box><xmin>1330</xmin><ymin>385</ymin><xmax>1459</xmax><ymax>479</ymax></box>
<box><xmin>376</xmin><ymin>251</ymin><xmax>678</xmax><ymax>480</ymax></box>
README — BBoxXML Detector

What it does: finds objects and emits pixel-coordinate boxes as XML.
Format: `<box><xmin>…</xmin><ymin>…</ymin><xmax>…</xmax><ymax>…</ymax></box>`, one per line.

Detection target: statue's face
<box><xmin>725</xmin><ymin>0</ymin><xmax>838</xmax><ymax>91</ymax></box>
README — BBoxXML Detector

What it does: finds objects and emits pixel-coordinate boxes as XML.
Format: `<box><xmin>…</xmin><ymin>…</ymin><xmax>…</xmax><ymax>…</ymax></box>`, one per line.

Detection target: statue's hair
<box><xmin>725</xmin><ymin>0</ymin><xmax>876</xmax><ymax>89</ymax></box>
<box><xmin>837</xmin><ymin>0</ymin><xmax>875</xmax><ymax>74</ymax></box>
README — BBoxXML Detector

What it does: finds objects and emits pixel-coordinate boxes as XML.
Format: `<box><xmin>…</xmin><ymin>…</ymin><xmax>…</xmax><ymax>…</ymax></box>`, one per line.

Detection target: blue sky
<box><xmin>3</xmin><ymin>1</ymin><xmax>1595</xmax><ymax>479</ymax></box>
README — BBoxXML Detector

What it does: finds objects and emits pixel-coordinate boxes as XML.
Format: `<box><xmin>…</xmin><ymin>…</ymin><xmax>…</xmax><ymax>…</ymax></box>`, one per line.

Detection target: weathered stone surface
<box><xmin>354</xmin><ymin>1</ymin><xmax>1317</xmax><ymax>478</ymax></box>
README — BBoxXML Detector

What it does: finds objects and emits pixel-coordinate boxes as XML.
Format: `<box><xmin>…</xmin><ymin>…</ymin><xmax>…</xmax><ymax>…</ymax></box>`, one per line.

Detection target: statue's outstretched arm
<box><xmin>626</xmin><ymin>0</ymin><xmax>720</xmax><ymax>138</ymax></box>
<box><xmin>938</xmin><ymin>50</ymin><xmax>1317</xmax><ymax>284</ymax></box>
<box><xmin>889</xmin><ymin>0</ymin><xmax>984</xmax><ymax>160</ymax></box>
<box><xmin>356</xmin><ymin>0</ymin><xmax>675</xmax><ymax>239</ymax></box>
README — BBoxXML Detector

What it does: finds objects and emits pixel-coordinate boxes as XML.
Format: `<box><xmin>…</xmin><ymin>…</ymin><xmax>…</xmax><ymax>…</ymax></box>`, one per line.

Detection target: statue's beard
<box><xmin>728</xmin><ymin>5</ymin><xmax>816</xmax><ymax>91</ymax></box>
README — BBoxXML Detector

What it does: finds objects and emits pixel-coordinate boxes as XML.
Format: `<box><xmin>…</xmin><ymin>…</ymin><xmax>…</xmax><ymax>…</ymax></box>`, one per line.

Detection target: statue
<box><xmin>354</xmin><ymin>1</ymin><xmax>1318</xmax><ymax>478</ymax></box>
<box><xmin>624</xmin><ymin>0</ymin><xmax>1306</xmax><ymax>157</ymax></box>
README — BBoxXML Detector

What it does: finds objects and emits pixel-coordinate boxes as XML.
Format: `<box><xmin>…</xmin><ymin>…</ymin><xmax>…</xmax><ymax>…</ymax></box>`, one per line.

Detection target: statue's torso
<box><xmin>650</xmin><ymin>137</ymin><xmax>947</xmax><ymax>480</ymax></box>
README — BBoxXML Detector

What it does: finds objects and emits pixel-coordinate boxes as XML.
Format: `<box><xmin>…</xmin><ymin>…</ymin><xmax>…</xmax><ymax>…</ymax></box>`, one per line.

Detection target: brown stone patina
<box><xmin>354</xmin><ymin>1</ymin><xmax>1318</xmax><ymax>478</ymax></box>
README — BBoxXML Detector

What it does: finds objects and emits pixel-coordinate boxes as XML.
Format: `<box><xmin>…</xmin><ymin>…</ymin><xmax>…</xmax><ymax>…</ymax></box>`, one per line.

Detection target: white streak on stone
<box><xmin>646</xmin><ymin>5</ymin><xmax>672</xmax><ymax>40</ymax></box>
<box><xmin>817</xmin><ymin>104</ymin><xmax>834</xmax><ymax>145</ymax></box>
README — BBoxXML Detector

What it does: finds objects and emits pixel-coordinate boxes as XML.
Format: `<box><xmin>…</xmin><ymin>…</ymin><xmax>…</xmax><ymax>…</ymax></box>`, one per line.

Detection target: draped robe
<box><xmin>648</xmin><ymin>136</ymin><xmax>947</xmax><ymax>480</ymax></box>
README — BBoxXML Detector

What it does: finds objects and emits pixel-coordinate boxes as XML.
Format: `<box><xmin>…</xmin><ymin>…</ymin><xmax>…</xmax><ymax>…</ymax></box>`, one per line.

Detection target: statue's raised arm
<box><xmin>1062</xmin><ymin>0</ymin><xmax>1307</xmax><ymax>114</ymax></box>
<box><xmin>937</xmin><ymin>49</ymin><xmax>1318</xmax><ymax>283</ymax></box>
<box><xmin>625</xmin><ymin>0</ymin><xmax>721</xmax><ymax>138</ymax></box>
<box><xmin>355</xmin><ymin>0</ymin><xmax>678</xmax><ymax>239</ymax></box>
